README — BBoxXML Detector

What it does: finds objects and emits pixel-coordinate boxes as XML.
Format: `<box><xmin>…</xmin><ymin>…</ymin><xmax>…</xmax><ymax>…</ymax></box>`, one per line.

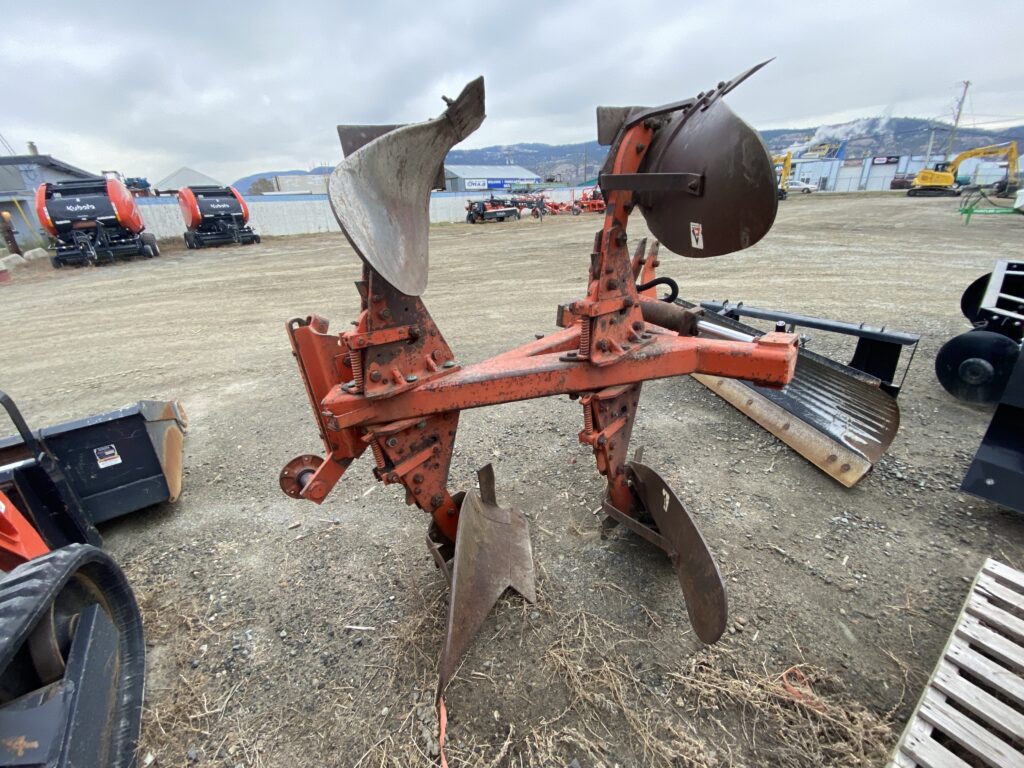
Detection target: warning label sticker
<box><xmin>94</xmin><ymin>444</ymin><xmax>122</xmax><ymax>469</ymax></box>
<box><xmin>690</xmin><ymin>222</ymin><xmax>704</xmax><ymax>249</ymax></box>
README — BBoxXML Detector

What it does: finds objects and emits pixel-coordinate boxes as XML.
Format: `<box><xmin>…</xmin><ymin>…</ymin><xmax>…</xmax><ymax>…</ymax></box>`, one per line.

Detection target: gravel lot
<box><xmin>2</xmin><ymin>193</ymin><xmax>1022</xmax><ymax>766</ymax></box>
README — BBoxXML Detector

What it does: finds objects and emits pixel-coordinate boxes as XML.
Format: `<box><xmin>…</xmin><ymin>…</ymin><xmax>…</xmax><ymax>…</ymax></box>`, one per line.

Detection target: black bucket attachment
<box><xmin>681</xmin><ymin>300</ymin><xmax>919</xmax><ymax>487</ymax></box>
<box><xmin>0</xmin><ymin>544</ymin><xmax>145</xmax><ymax>768</ymax></box>
<box><xmin>0</xmin><ymin>392</ymin><xmax>187</xmax><ymax>545</ymax></box>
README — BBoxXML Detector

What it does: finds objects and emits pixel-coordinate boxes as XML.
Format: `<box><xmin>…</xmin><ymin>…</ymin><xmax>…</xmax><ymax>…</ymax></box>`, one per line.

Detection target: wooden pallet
<box><xmin>890</xmin><ymin>558</ymin><xmax>1024</xmax><ymax>768</ymax></box>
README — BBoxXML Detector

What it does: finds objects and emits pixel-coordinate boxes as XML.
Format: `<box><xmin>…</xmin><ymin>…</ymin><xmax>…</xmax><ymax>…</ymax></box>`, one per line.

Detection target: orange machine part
<box><xmin>34</xmin><ymin>184</ymin><xmax>57</xmax><ymax>236</ymax></box>
<box><xmin>177</xmin><ymin>187</ymin><xmax>201</xmax><ymax>229</ymax></box>
<box><xmin>230</xmin><ymin>187</ymin><xmax>250</xmax><ymax>224</ymax></box>
<box><xmin>0</xmin><ymin>489</ymin><xmax>49</xmax><ymax>572</ymax></box>
<box><xmin>106</xmin><ymin>178</ymin><xmax>145</xmax><ymax>233</ymax></box>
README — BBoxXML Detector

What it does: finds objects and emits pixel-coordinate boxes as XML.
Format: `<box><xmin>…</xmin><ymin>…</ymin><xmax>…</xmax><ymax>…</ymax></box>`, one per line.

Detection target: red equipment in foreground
<box><xmin>281</xmin><ymin>65</ymin><xmax>791</xmax><ymax>718</ymax></box>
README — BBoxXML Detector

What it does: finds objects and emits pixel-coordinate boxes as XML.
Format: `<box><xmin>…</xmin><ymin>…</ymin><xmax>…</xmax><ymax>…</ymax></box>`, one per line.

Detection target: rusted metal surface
<box><xmin>283</xmin><ymin>69</ymin><xmax>800</xmax><ymax>735</ymax></box>
<box><xmin>637</xmin><ymin>99</ymin><xmax>777</xmax><ymax>258</ymax></box>
<box><xmin>625</xmin><ymin>460</ymin><xmax>728</xmax><ymax>644</ymax></box>
<box><xmin>329</xmin><ymin>78</ymin><xmax>485</xmax><ymax>296</ymax></box>
<box><xmin>438</xmin><ymin>465</ymin><xmax>535</xmax><ymax>696</ymax></box>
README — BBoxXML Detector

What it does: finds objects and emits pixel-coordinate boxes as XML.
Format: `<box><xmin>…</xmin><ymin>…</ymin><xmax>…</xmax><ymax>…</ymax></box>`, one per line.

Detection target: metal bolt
<box><xmin>413</xmin><ymin>474</ymin><xmax>424</xmax><ymax>484</ymax></box>
<box><xmin>431</xmin><ymin>494</ymin><xmax>444</xmax><ymax>508</ymax></box>
<box><xmin>614</xmin><ymin>231</ymin><xmax>627</xmax><ymax>247</ymax></box>
<box><xmin>369</xmin><ymin>370</ymin><xmax>382</xmax><ymax>382</ymax></box>
<box><xmin>405</xmin><ymin>375</ymin><xmax>418</xmax><ymax>383</ymax></box>
<box><xmin>566</xmin><ymin>350</ymin><xmax>578</xmax><ymax>359</ymax></box>
<box><xmin>596</xmin><ymin>339</ymin><xmax>609</xmax><ymax>352</ymax></box>
<box><xmin>632</xmin><ymin>321</ymin><xmax>644</xmax><ymax>331</ymax></box>
<box><xmin>371</xmin><ymin>294</ymin><xmax>382</xmax><ymax>302</ymax></box>
<box><xmin>379</xmin><ymin>308</ymin><xmax>391</xmax><ymax>319</ymax></box>
<box><xmin>409</xmin><ymin>326</ymin><xmax>421</xmax><ymax>339</ymax></box>
<box><xmin>606</xmin><ymin>279</ymin><xmax>618</xmax><ymax>291</ymax></box>
<box><xmin>386</xmin><ymin>437</ymin><xmax>398</xmax><ymax>448</ymax></box>
<box><xmin>442</xmin><ymin>360</ymin><xmax>456</xmax><ymax>368</ymax></box>
<box><xmin>635</xmin><ymin>143</ymin><xmax>646</xmax><ymax>153</ymax></box>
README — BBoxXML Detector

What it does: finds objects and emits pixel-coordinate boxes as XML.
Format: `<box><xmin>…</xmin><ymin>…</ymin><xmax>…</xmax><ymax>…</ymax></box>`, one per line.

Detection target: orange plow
<box><xmin>280</xmin><ymin>63</ymin><xmax>795</xmax><ymax>754</ymax></box>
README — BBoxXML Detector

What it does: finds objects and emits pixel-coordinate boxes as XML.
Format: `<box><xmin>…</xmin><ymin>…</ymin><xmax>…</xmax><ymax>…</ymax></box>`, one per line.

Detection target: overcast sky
<box><xmin>3</xmin><ymin>1</ymin><xmax>1019</xmax><ymax>183</ymax></box>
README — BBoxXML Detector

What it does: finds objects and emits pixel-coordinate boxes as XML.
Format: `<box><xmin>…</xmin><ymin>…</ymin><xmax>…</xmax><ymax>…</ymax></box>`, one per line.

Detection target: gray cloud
<box><xmin>3</xmin><ymin>1</ymin><xmax>1019</xmax><ymax>182</ymax></box>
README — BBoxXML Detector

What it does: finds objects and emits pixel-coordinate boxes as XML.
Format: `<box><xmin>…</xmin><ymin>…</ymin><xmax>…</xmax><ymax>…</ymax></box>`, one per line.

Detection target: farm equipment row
<box><xmin>282</xmin><ymin>63</ymin><xmax>793</xmax><ymax>759</ymax></box>
<box><xmin>0</xmin><ymin>390</ymin><xmax>187</xmax><ymax>767</ymax></box>
<box><xmin>35</xmin><ymin>177</ymin><xmax>261</xmax><ymax>268</ymax></box>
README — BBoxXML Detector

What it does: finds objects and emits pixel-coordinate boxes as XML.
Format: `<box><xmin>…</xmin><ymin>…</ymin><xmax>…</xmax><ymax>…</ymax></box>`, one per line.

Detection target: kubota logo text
<box><xmin>209</xmin><ymin>203</ymin><xmax>230</xmax><ymax>209</ymax></box>
<box><xmin>65</xmin><ymin>203</ymin><xmax>96</xmax><ymax>212</ymax></box>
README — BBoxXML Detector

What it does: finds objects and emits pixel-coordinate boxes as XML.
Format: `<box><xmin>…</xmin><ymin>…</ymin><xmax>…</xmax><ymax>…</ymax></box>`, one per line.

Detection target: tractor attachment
<box><xmin>281</xmin><ymin>64</ymin><xmax>798</xmax><ymax>725</ymax></box>
<box><xmin>936</xmin><ymin>260</ymin><xmax>1023</xmax><ymax>513</ymax></box>
<box><xmin>683</xmin><ymin>299</ymin><xmax>919</xmax><ymax>486</ymax></box>
<box><xmin>0</xmin><ymin>391</ymin><xmax>188</xmax><ymax>547</ymax></box>
<box><xmin>0</xmin><ymin>544</ymin><xmax>145</xmax><ymax>768</ymax></box>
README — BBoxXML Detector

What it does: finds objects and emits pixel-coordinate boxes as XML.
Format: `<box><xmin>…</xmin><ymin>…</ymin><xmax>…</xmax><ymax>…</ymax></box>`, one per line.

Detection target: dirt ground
<box><xmin>2</xmin><ymin>193</ymin><xmax>1023</xmax><ymax>767</ymax></box>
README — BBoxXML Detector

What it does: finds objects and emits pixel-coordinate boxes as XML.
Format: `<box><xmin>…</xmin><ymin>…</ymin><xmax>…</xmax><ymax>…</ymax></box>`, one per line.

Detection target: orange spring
<box><xmin>579</xmin><ymin>317</ymin><xmax>591</xmax><ymax>358</ymax></box>
<box><xmin>583</xmin><ymin>402</ymin><xmax>594</xmax><ymax>434</ymax></box>
<box><xmin>349</xmin><ymin>350</ymin><xmax>364</xmax><ymax>392</ymax></box>
<box><xmin>370</xmin><ymin>439</ymin><xmax>386</xmax><ymax>468</ymax></box>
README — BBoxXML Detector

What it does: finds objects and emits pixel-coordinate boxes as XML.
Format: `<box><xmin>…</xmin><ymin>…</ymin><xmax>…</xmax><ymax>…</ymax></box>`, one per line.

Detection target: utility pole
<box><xmin>947</xmin><ymin>80</ymin><xmax>971</xmax><ymax>158</ymax></box>
<box><xmin>922</xmin><ymin>126</ymin><xmax>936</xmax><ymax>170</ymax></box>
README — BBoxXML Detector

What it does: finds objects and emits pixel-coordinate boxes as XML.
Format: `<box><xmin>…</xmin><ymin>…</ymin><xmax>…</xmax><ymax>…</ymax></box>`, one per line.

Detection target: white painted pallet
<box><xmin>889</xmin><ymin>558</ymin><xmax>1024</xmax><ymax>768</ymax></box>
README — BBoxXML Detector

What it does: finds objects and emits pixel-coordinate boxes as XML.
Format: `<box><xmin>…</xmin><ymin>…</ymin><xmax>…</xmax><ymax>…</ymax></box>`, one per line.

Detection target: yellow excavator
<box><xmin>773</xmin><ymin>152</ymin><xmax>792</xmax><ymax>200</ymax></box>
<box><xmin>909</xmin><ymin>141</ymin><xmax>1019</xmax><ymax>197</ymax></box>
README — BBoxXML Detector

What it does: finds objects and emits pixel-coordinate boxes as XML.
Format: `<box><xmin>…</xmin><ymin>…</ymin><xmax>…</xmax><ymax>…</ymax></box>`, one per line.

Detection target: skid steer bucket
<box><xmin>0</xmin><ymin>393</ymin><xmax>187</xmax><ymax>528</ymax></box>
<box><xmin>679</xmin><ymin>300</ymin><xmax>919</xmax><ymax>487</ymax></box>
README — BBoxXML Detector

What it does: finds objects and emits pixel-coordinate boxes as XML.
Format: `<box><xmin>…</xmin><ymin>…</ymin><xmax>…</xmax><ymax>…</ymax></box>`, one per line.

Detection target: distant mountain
<box><xmin>233</xmin><ymin>119</ymin><xmax>1024</xmax><ymax>191</ymax></box>
<box><xmin>761</xmin><ymin>117</ymin><xmax>1024</xmax><ymax>159</ymax></box>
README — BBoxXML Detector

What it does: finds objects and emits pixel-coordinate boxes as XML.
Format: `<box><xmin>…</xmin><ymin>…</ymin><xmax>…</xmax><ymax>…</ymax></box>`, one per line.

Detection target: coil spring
<box><xmin>370</xmin><ymin>439</ymin><xmax>386</xmax><ymax>468</ymax></box>
<box><xmin>583</xmin><ymin>403</ymin><xmax>594</xmax><ymax>435</ymax></box>
<box><xmin>349</xmin><ymin>350</ymin><xmax>364</xmax><ymax>392</ymax></box>
<box><xmin>579</xmin><ymin>317</ymin><xmax>591</xmax><ymax>358</ymax></box>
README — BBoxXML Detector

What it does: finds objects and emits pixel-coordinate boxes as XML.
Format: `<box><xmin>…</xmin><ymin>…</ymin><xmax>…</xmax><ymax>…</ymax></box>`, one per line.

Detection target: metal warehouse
<box><xmin>443</xmin><ymin>164</ymin><xmax>542</xmax><ymax>192</ymax></box>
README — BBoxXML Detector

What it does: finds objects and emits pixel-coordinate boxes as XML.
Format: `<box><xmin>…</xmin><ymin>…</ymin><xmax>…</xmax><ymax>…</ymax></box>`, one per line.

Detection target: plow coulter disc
<box><xmin>625</xmin><ymin>461</ymin><xmax>728</xmax><ymax>644</ymax></box>
<box><xmin>437</xmin><ymin>465</ymin><xmax>535</xmax><ymax>697</ymax></box>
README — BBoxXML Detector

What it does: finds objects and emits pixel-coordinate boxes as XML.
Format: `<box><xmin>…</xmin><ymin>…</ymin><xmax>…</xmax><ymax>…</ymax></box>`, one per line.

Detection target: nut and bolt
<box><xmin>386</xmin><ymin>438</ymin><xmax>398</xmax><ymax>448</ymax></box>
<box><xmin>369</xmin><ymin>370</ymin><xmax>382</xmax><ymax>382</ymax></box>
<box><xmin>632</xmin><ymin>321</ymin><xmax>644</xmax><ymax>331</ymax></box>
<box><xmin>413</xmin><ymin>474</ymin><xmax>424</xmax><ymax>484</ymax></box>
<box><xmin>442</xmin><ymin>360</ymin><xmax>456</xmax><ymax>368</ymax></box>
<box><xmin>405</xmin><ymin>375</ymin><xmax>418</xmax><ymax>383</ymax></box>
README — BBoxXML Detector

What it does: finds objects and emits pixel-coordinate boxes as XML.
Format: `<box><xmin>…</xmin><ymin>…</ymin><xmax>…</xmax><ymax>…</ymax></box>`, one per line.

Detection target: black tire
<box><xmin>466</xmin><ymin>213</ymin><xmax>477</xmax><ymax>224</ymax></box>
<box><xmin>141</xmin><ymin>233</ymin><xmax>160</xmax><ymax>257</ymax></box>
<box><xmin>0</xmin><ymin>545</ymin><xmax>145</xmax><ymax>768</ymax></box>
<box><xmin>141</xmin><ymin>245</ymin><xmax>155</xmax><ymax>259</ymax></box>
<box><xmin>50</xmin><ymin>256</ymin><xmax>63</xmax><ymax>269</ymax></box>
<box><xmin>571</xmin><ymin>206</ymin><xmax>581</xmax><ymax>216</ymax></box>
<box><xmin>802</xmin><ymin>188</ymin><xmax>811</xmax><ymax>194</ymax></box>
<box><xmin>254</xmin><ymin>235</ymin><xmax>261</xmax><ymax>244</ymax></box>
<box><xmin>513</xmin><ymin>210</ymin><xmax>521</xmax><ymax>220</ymax></box>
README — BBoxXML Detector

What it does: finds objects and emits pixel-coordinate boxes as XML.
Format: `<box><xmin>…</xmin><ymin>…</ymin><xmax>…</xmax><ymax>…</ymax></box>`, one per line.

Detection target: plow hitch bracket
<box><xmin>281</xmin><ymin>66</ymin><xmax>795</xmax><ymax>725</ymax></box>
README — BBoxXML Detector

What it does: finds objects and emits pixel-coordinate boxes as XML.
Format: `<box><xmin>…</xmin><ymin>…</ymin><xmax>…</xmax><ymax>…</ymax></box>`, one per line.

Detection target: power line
<box><xmin>0</xmin><ymin>132</ymin><xmax>15</xmax><ymax>155</ymax></box>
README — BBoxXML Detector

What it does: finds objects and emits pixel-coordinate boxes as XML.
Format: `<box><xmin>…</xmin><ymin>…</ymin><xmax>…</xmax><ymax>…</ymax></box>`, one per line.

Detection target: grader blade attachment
<box><xmin>683</xmin><ymin>299</ymin><xmax>916</xmax><ymax>487</ymax></box>
<box><xmin>330</xmin><ymin>78</ymin><xmax>485</xmax><ymax>296</ymax></box>
<box><xmin>438</xmin><ymin>465</ymin><xmax>535</xmax><ymax>696</ymax></box>
<box><xmin>624</xmin><ymin>460</ymin><xmax>727</xmax><ymax>644</ymax></box>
